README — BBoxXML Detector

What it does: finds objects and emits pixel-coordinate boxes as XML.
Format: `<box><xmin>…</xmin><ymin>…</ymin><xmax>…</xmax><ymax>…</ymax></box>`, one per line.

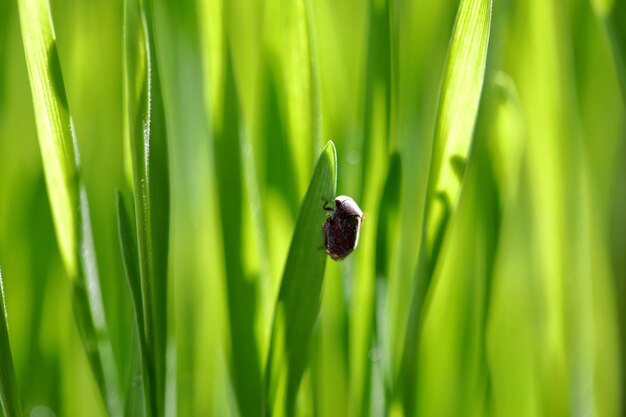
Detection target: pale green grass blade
<box><xmin>0</xmin><ymin>269</ymin><xmax>21</xmax><ymax>417</ymax></box>
<box><xmin>416</xmin><ymin>72</ymin><xmax>503</xmax><ymax>416</ymax></box>
<box><xmin>123</xmin><ymin>0</ymin><xmax>171</xmax><ymax>413</ymax></box>
<box><xmin>266</xmin><ymin>141</ymin><xmax>337</xmax><ymax>417</ymax></box>
<box><xmin>16</xmin><ymin>0</ymin><xmax>121</xmax><ymax>414</ymax></box>
<box><xmin>423</xmin><ymin>0</ymin><xmax>493</xmax><ymax>268</ymax></box>
<box><xmin>399</xmin><ymin>0</ymin><xmax>492</xmax><ymax>414</ymax></box>
<box><xmin>280</xmin><ymin>0</ymin><xmax>320</xmax><ymax>192</ymax></box>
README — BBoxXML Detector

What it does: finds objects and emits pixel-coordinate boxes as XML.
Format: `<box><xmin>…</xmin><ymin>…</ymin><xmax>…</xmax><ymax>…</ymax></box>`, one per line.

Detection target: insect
<box><xmin>322</xmin><ymin>195</ymin><xmax>364</xmax><ymax>261</ymax></box>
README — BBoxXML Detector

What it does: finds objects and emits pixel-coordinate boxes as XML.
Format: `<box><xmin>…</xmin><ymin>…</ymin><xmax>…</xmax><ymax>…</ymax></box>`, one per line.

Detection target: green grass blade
<box><xmin>16</xmin><ymin>0</ymin><xmax>121</xmax><ymax>414</ymax></box>
<box><xmin>124</xmin><ymin>0</ymin><xmax>171</xmax><ymax>413</ymax></box>
<box><xmin>399</xmin><ymin>0</ymin><xmax>492</xmax><ymax>414</ymax></box>
<box><xmin>375</xmin><ymin>152</ymin><xmax>402</xmax><ymax>282</ymax></box>
<box><xmin>591</xmin><ymin>0</ymin><xmax>626</xmax><ymax>101</ymax></box>
<box><xmin>423</xmin><ymin>0</ymin><xmax>493</xmax><ymax>267</ymax></box>
<box><xmin>212</xmin><ymin>49</ymin><xmax>264</xmax><ymax>417</ymax></box>
<box><xmin>116</xmin><ymin>192</ymin><xmax>151</xmax><ymax>416</ymax></box>
<box><xmin>283</xmin><ymin>0</ymin><xmax>318</xmax><ymax>191</ymax></box>
<box><xmin>266</xmin><ymin>141</ymin><xmax>337</xmax><ymax>417</ymax></box>
<box><xmin>0</xmin><ymin>269</ymin><xmax>21</xmax><ymax>417</ymax></box>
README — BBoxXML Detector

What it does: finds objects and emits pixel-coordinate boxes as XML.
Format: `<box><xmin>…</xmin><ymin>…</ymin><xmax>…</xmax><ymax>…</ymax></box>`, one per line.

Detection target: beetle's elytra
<box><xmin>322</xmin><ymin>195</ymin><xmax>363</xmax><ymax>261</ymax></box>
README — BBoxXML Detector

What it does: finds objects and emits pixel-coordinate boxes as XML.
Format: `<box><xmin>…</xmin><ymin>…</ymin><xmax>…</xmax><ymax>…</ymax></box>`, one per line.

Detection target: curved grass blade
<box><xmin>266</xmin><ymin>141</ymin><xmax>337</xmax><ymax>417</ymax></box>
<box><xmin>16</xmin><ymin>0</ymin><xmax>121</xmax><ymax>414</ymax></box>
<box><xmin>423</xmin><ymin>0</ymin><xmax>493</xmax><ymax>268</ymax></box>
<box><xmin>0</xmin><ymin>269</ymin><xmax>21</xmax><ymax>417</ymax></box>
<box><xmin>124</xmin><ymin>0</ymin><xmax>170</xmax><ymax>413</ymax></box>
<box><xmin>399</xmin><ymin>0</ymin><xmax>492</xmax><ymax>414</ymax></box>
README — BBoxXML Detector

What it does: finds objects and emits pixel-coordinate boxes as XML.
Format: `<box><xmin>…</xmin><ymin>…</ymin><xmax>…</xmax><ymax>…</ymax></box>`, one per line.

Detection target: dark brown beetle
<box><xmin>322</xmin><ymin>195</ymin><xmax>363</xmax><ymax>260</ymax></box>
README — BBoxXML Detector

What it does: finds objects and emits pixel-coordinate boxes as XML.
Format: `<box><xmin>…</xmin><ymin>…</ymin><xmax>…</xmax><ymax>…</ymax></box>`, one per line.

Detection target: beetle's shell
<box><xmin>323</xmin><ymin>196</ymin><xmax>363</xmax><ymax>260</ymax></box>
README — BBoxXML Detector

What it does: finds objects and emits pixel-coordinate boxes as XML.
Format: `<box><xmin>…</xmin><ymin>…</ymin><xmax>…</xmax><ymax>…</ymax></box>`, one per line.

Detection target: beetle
<box><xmin>322</xmin><ymin>195</ymin><xmax>364</xmax><ymax>260</ymax></box>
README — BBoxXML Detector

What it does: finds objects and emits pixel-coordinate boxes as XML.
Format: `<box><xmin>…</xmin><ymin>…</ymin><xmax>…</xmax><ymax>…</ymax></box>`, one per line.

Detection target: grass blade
<box><xmin>123</xmin><ymin>0</ymin><xmax>171</xmax><ymax>413</ymax></box>
<box><xmin>591</xmin><ymin>0</ymin><xmax>626</xmax><ymax>101</ymax></box>
<box><xmin>16</xmin><ymin>0</ymin><xmax>121</xmax><ymax>414</ymax></box>
<box><xmin>371</xmin><ymin>151</ymin><xmax>402</xmax><ymax>413</ymax></box>
<box><xmin>212</xmin><ymin>49</ymin><xmax>264</xmax><ymax>417</ymax></box>
<box><xmin>399</xmin><ymin>0</ymin><xmax>492</xmax><ymax>414</ymax></box>
<box><xmin>423</xmin><ymin>0</ymin><xmax>493</xmax><ymax>268</ymax></box>
<box><xmin>0</xmin><ymin>269</ymin><xmax>21</xmax><ymax>417</ymax></box>
<box><xmin>266</xmin><ymin>141</ymin><xmax>337</xmax><ymax>417</ymax></box>
<box><xmin>272</xmin><ymin>0</ymin><xmax>321</xmax><ymax>192</ymax></box>
<box><xmin>116</xmin><ymin>192</ymin><xmax>151</xmax><ymax>416</ymax></box>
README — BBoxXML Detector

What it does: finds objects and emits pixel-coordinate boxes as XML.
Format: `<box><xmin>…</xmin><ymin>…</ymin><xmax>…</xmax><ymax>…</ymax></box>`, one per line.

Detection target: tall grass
<box><xmin>0</xmin><ymin>0</ymin><xmax>624</xmax><ymax>415</ymax></box>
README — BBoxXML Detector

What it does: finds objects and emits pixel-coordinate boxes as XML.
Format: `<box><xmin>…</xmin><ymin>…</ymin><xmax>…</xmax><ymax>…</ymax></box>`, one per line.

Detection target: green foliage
<box><xmin>2</xmin><ymin>0</ymin><xmax>625</xmax><ymax>415</ymax></box>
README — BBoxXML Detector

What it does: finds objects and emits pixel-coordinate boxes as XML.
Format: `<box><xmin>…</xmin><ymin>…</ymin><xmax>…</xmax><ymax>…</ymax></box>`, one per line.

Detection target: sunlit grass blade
<box><xmin>0</xmin><ymin>269</ymin><xmax>21</xmax><ymax>417</ymax></box>
<box><xmin>266</xmin><ymin>141</ymin><xmax>337</xmax><ymax>417</ymax></box>
<box><xmin>16</xmin><ymin>0</ymin><xmax>121</xmax><ymax>414</ymax></box>
<box><xmin>399</xmin><ymin>0</ymin><xmax>492</xmax><ymax>414</ymax></box>
<box><xmin>423</xmin><ymin>0</ymin><xmax>493</xmax><ymax>269</ymax></box>
<box><xmin>123</xmin><ymin>0</ymin><xmax>171</xmax><ymax>413</ymax></box>
<box><xmin>282</xmin><ymin>0</ymin><xmax>319</xmax><ymax>190</ymax></box>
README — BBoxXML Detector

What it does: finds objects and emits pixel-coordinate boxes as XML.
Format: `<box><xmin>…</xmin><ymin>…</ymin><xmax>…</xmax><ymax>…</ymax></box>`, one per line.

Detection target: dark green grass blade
<box><xmin>375</xmin><ymin>153</ymin><xmax>402</xmax><ymax>281</ymax></box>
<box><xmin>266</xmin><ymin>141</ymin><xmax>337</xmax><ymax>417</ymax></box>
<box><xmin>212</xmin><ymin>49</ymin><xmax>264</xmax><ymax>417</ymax></box>
<box><xmin>358</xmin><ymin>0</ymin><xmax>391</xmax><ymax>202</ymax></box>
<box><xmin>16</xmin><ymin>0</ymin><xmax>121</xmax><ymax>414</ymax></box>
<box><xmin>123</xmin><ymin>0</ymin><xmax>170</xmax><ymax>413</ymax></box>
<box><xmin>592</xmin><ymin>0</ymin><xmax>626</xmax><ymax>101</ymax></box>
<box><xmin>116</xmin><ymin>192</ymin><xmax>151</xmax><ymax>416</ymax></box>
<box><xmin>399</xmin><ymin>0</ymin><xmax>493</xmax><ymax>414</ymax></box>
<box><xmin>371</xmin><ymin>151</ymin><xmax>402</xmax><ymax>413</ymax></box>
<box><xmin>0</xmin><ymin>269</ymin><xmax>21</xmax><ymax>417</ymax></box>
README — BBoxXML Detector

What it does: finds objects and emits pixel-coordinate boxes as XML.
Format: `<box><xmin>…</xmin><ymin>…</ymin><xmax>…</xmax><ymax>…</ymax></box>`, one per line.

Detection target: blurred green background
<box><xmin>1</xmin><ymin>0</ymin><xmax>625</xmax><ymax>415</ymax></box>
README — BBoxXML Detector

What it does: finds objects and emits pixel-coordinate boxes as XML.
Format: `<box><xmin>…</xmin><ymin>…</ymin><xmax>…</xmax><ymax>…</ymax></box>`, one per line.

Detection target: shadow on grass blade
<box><xmin>116</xmin><ymin>192</ymin><xmax>152</xmax><ymax>417</ymax></box>
<box><xmin>211</xmin><ymin>47</ymin><xmax>264</xmax><ymax>417</ymax></box>
<box><xmin>0</xmin><ymin>269</ymin><xmax>21</xmax><ymax>417</ymax></box>
<box><xmin>266</xmin><ymin>141</ymin><xmax>337</xmax><ymax>417</ymax></box>
<box><xmin>398</xmin><ymin>0</ymin><xmax>493</xmax><ymax>415</ymax></box>
<box><xmin>592</xmin><ymin>0</ymin><xmax>626</xmax><ymax>101</ymax></box>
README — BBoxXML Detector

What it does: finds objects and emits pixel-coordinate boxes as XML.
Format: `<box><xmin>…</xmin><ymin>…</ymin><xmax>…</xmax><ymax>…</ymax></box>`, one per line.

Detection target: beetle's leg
<box><xmin>321</xmin><ymin>196</ymin><xmax>334</xmax><ymax>212</ymax></box>
<box><xmin>319</xmin><ymin>220</ymin><xmax>330</xmax><ymax>251</ymax></box>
